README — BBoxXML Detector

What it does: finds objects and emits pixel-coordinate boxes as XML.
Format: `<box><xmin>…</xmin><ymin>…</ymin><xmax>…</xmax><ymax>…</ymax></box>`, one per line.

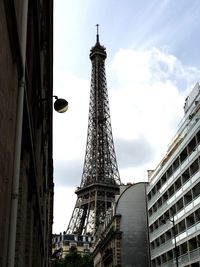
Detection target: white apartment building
<box><xmin>147</xmin><ymin>83</ymin><xmax>200</xmax><ymax>267</ymax></box>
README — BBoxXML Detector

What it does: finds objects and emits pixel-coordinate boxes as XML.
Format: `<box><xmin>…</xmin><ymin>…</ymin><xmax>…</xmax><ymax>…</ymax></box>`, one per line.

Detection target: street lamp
<box><xmin>162</xmin><ymin>216</ymin><xmax>179</xmax><ymax>267</ymax></box>
<box><xmin>53</xmin><ymin>96</ymin><xmax>68</xmax><ymax>113</ymax></box>
<box><xmin>41</xmin><ymin>95</ymin><xmax>68</xmax><ymax>113</ymax></box>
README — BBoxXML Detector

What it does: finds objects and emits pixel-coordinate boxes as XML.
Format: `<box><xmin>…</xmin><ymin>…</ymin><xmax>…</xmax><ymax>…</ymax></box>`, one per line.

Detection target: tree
<box><xmin>80</xmin><ymin>253</ymin><xmax>93</xmax><ymax>267</ymax></box>
<box><xmin>51</xmin><ymin>259</ymin><xmax>65</xmax><ymax>267</ymax></box>
<box><xmin>51</xmin><ymin>247</ymin><xmax>93</xmax><ymax>267</ymax></box>
<box><xmin>64</xmin><ymin>247</ymin><xmax>82</xmax><ymax>267</ymax></box>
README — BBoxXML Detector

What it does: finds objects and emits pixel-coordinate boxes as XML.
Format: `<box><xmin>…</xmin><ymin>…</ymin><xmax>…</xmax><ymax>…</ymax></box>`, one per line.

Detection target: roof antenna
<box><xmin>96</xmin><ymin>24</ymin><xmax>100</xmax><ymax>44</ymax></box>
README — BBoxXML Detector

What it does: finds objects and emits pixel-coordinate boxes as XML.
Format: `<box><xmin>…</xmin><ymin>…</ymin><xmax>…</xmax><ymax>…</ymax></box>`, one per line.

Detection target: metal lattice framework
<box><xmin>67</xmin><ymin>28</ymin><xmax>121</xmax><ymax>236</ymax></box>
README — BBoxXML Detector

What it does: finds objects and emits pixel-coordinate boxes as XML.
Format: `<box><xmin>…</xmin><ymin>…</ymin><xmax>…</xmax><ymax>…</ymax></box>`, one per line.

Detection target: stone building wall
<box><xmin>92</xmin><ymin>183</ymin><xmax>150</xmax><ymax>267</ymax></box>
<box><xmin>0</xmin><ymin>1</ymin><xmax>53</xmax><ymax>266</ymax></box>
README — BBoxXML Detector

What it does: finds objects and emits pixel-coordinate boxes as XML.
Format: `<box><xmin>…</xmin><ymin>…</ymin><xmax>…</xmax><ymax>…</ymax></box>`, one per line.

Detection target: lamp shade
<box><xmin>54</xmin><ymin>98</ymin><xmax>68</xmax><ymax>113</ymax></box>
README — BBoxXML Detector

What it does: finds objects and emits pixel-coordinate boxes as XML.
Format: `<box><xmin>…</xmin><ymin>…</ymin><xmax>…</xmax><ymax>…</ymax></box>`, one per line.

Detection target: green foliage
<box><xmin>80</xmin><ymin>254</ymin><xmax>93</xmax><ymax>267</ymax></box>
<box><xmin>64</xmin><ymin>249</ymin><xmax>82</xmax><ymax>267</ymax></box>
<box><xmin>51</xmin><ymin>259</ymin><xmax>65</xmax><ymax>267</ymax></box>
<box><xmin>51</xmin><ymin>249</ymin><xmax>93</xmax><ymax>267</ymax></box>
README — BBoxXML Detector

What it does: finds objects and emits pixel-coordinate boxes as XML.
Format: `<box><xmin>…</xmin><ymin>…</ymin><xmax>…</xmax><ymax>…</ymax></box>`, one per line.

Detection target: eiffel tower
<box><xmin>67</xmin><ymin>25</ymin><xmax>121</xmax><ymax>236</ymax></box>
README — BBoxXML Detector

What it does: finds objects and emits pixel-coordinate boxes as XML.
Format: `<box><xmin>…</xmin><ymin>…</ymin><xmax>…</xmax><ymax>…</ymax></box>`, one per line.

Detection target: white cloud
<box><xmin>53</xmin><ymin>186</ymin><xmax>77</xmax><ymax>234</ymax></box>
<box><xmin>108</xmin><ymin>47</ymin><xmax>200</xmax><ymax>183</ymax></box>
<box><xmin>53</xmin><ymin>47</ymin><xmax>200</xmax><ymax>232</ymax></box>
<box><xmin>53</xmin><ymin>70</ymin><xmax>90</xmax><ymax>161</ymax></box>
<box><xmin>109</xmin><ymin>47</ymin><xmax>200</xmax><ymax>88</ymax></box>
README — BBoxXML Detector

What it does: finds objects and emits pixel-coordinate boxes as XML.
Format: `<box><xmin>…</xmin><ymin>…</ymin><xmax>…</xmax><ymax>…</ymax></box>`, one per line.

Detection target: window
<box><xmin>188</xmin><ymin>137</ymin><xmax>197</xmax><ymax>154</ymax></box>
<box><xmin>69</xmin><ymin>242</ymin><xmax>77</xmax><ymax>248</ymax></box>
<box><xmin>84</xmin><ymin>243</ymin><xmax>90</xmax><ymax>250</ymax></box>
<box><xmin>190</xmin><ymin>159</ymin><xmax>199</xmax><ymax>176</ymax></box>
<box><xmin>180</xmin><ymin>148</ymin><xmax>188</xmax><ymax>163</ymax></box>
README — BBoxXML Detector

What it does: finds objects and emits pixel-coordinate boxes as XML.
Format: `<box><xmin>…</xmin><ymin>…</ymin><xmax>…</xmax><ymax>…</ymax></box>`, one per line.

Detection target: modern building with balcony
<box><xmin>147</xmin><ymin>83</ymin><xmax>200</xmax><ymax>267</ymax></box>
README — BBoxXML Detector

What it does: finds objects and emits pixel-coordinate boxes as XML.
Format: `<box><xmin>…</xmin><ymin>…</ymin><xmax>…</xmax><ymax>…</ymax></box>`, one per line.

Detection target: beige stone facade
<box><xmin>52</xmin><ymin>234</ymin><xmax>93</xmax><ymax>259</ymax></box>
<box><xmin>93</xmin><ymin>214</ymin><xmax>122</xmax><ymax>267</ymax></box>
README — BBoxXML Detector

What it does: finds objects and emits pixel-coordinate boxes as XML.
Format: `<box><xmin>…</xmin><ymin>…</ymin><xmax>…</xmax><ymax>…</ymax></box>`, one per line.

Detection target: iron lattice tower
<box><xmin>67</xmin><ymin>26</ymin><xmax>121</xmax><ymax>236</ymax></box>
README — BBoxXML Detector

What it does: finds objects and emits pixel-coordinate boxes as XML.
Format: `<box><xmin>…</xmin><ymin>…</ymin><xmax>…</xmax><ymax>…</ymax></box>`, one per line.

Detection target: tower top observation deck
<box><xmin>90</xmin><ymin>24</ymin><xmax>107</xmax><ymax>60</ymax></box>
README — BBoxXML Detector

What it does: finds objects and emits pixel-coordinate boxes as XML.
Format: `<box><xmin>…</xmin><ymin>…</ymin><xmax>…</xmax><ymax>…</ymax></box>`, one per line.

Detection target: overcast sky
<box><xmin>53</xmin><ymin>0</ymin><xmax>200</xmax><ymax>234</ymax></box>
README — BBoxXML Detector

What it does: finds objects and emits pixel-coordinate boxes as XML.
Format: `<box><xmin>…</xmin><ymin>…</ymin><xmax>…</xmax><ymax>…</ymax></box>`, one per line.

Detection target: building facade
<box><xmin>0</xmin><ymin>1</ymin><xmax>53</xmax><ymax>266</ymax></box>
<box><xmin>93</xmin><ymin>183</ymin><xmax>150</xmax><ymax>267</ymax></box>
<box><xmin>147</xmin><ymin>83</ymin><xmax>200</xmax><ymax>266</ymax></box>
<box><xmin>52</xmin><ymin>233</ymin><xmax>94</xmax><ymax>259</ymax></box>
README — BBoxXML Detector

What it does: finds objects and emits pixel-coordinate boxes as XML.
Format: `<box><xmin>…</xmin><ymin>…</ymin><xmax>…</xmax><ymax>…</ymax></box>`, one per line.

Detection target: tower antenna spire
<box><xmin>96</xmin><ymin>24</ymin><xmax>100</xmax><ymax>43</ymax></box>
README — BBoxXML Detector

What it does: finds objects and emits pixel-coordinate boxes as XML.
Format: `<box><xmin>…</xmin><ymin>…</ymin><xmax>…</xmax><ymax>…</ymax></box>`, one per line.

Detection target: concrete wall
<box><xmin>116</xmin><ymin>183</ymin><xmax>150</xmax><ymax>267</ymax></box>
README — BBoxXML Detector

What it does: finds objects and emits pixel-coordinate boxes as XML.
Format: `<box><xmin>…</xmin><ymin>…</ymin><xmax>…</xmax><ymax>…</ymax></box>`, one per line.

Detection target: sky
<box><xmin>53</xmin><ymin>0</ymin><xmax>200</xmax><ymax>234</ymax></box>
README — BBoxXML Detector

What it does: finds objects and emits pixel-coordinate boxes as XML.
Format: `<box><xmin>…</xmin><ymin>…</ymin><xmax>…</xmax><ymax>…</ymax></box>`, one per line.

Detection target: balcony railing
<box><xmin>149</xmin><ymin>170</ymin><xmax>200</xmax><ymax>225</ymax></box>
<box><xmin>148</xmin><ymin>119</ymin><xmax>200</xmax><ymax>193</ymax></box>
<box><xmin>148</xmin><ymin>143</ymin><xmax>200</xmax><ymax>209</ymax></box>
<box><xmin>150</xmin><ymin>195</ymin><xmax>200</xmax><ymax>242</ymax></box>
<box><xmin>159</xmin><ymin>247</ymin><xmax>200</xmax><ymax>267</ymax></box>
<box><xmin>151</xmin><ymin>221</ymin><xmax>200</xmax><ymax>259</ymax></box>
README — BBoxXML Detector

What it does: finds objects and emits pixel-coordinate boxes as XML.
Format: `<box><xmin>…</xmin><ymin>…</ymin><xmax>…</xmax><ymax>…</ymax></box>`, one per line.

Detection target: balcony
<box><xmin>150</xmin><ymin>195</ymin><xmax>200</xmax><ymax>242</ymax></box>
<box><xmin>148</xmin><ymin>144</ymin><xmax>200</xmax><ymax>210</ymax></box>
<box><xmin>149</xmin><ymin>171</ymin><xmax>200</xmax><ymax>225</ymax></box>
<box><xmin>159</xmin><ymin>247</ymin><xmax>200</xmax><ymax>267</ymax></box>
<box><xmin>147</xmin><ymin>123</ymin><xmax>200</xmax><ymax>195</ymax></box>
<box><xmin>151</xmin><ymin>221</ymin><xmax>200</xmax><ymax>259</ymax></box>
